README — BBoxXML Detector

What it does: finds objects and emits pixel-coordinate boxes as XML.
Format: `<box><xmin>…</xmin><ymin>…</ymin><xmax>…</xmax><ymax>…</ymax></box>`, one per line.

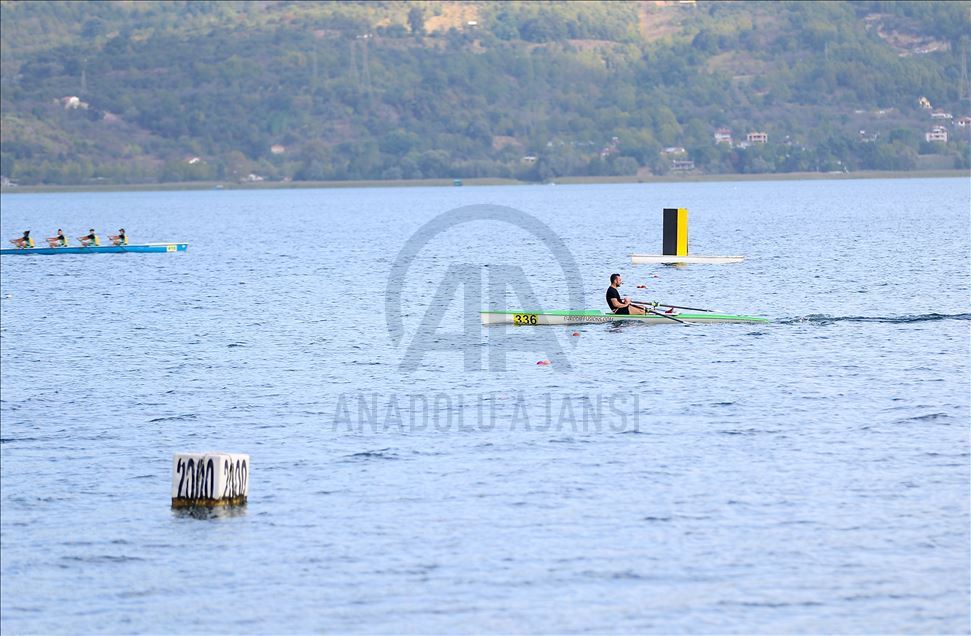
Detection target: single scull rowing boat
<box><xmin>481</xmin><ymin>310</ymin><xmax>769</xmax><ymax>326</ymax></box>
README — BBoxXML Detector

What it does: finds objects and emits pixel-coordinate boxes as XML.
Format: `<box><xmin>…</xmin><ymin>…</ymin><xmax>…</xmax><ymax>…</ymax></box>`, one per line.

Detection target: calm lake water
<box><xmin>1</xmin><ymin>178</ymin><xmax>969</xmax><ymax>634</ymax></box>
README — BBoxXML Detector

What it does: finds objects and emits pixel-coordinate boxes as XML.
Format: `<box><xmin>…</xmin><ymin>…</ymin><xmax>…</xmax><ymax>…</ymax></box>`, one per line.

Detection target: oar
<box><xmin>633</xmin><ymin>300</ymin><xmax>716</xmax><ymax>313</ymax></box>
<box><xmin>630</xmin><ymin>303</ymin><xmax>687</xmax><ymax>324</ymax></box>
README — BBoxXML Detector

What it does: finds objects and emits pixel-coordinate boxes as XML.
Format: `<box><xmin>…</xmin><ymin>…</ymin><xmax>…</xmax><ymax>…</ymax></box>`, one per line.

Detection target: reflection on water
<box><xmin>171</xmin><ymin>505</ymin><xmax>248</xmax><ymax>521</ymax></box>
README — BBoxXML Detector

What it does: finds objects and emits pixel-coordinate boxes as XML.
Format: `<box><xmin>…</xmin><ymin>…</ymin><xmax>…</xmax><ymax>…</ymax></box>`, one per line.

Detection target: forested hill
<box><xmin>1</xmin><ymin>0</ymin><xmax>969</xmax><ymax>186</ymax></box>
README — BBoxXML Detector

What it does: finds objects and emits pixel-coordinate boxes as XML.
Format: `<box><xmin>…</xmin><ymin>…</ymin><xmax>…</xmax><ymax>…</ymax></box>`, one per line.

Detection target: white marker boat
<box><xmin>630</xmin><ymin>254</ymin><xmax>744</xmax><ymax>265</ymax></box>
<box><xmin>631</xmin><ymin>207</ymin><xmax>745</xmax><ymax>265</ymax></box>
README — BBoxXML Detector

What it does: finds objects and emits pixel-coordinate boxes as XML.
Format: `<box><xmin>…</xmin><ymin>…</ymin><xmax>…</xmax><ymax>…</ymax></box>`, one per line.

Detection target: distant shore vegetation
<box><xmin>1</xmin><ymin>0</ymin><xmax>969</xmax><ymax>186</ymax></box>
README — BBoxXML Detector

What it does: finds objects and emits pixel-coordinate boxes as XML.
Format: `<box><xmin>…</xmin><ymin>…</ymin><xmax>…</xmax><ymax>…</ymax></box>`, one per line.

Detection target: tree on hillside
<box><xmin>408</xmin><ymin>7</ymin><xmax>425</xmax><ymax>36</ymax></box>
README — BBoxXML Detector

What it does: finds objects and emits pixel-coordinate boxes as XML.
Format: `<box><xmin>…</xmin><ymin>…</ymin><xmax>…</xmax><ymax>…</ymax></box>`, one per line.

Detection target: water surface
<box><xmin>1</xmin><ymin>178</ymin><xmax>969</xmax><ymax>633</ymax></box>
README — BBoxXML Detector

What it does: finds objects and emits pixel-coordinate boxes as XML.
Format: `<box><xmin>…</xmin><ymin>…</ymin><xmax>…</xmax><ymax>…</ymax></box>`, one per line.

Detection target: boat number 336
<box><xmin>512</xmin><ymin>313</ymin><xmax>539</xmax><ymax>325</ymax></box>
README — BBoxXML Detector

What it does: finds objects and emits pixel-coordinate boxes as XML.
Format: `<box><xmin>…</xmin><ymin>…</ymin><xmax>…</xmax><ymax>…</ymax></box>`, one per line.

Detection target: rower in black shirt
<box><xmin>46</xmin><ymin>229</ymin><xmax>68</xmax><ymax>247</ymax></box>
<box><xmin>606</xmin><ymin>273</ymin><xmax>645</xmax><ymax>315</ymax></box>
<box><xmin>8</xmin><ymin>230</ymin><xmax>32</xmax><ymax>249</ymax></box>
<box><xmin>78</xmin><ymin>228</ymin><xmax>99</xmax><ymax>247</ymax></box>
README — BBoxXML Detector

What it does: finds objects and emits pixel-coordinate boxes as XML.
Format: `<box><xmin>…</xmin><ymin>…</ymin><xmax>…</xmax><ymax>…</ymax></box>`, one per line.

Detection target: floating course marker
<box><xmin>662</xmin><ymin>207</ymin><xmax>689</xmax><ymax>257</ymax></box>
<box><xmin>171</xmin><ymin>452</ymin><xmax>248</xmax><ymax>508</ymax></box>
<box><xmin>631</xmin><ymin>208</ymin><xmax>744</xmax><ymax>265</ymax></box>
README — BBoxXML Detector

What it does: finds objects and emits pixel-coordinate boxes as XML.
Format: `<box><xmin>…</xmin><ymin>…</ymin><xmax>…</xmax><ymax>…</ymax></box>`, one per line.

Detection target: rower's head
<box><xmin>119</xmin><ymin>228</ymin><xmax>125</xmax><ymax>233</ymax></box>
<box><xmin>89</xmin><ymin>228</ymin><xmax>95</xmax><ymax>233</ymax></box>
<box><xmin>23</xmin><ymin>230</ymin><xmax>29</xmax><ymax>237</ymax></box>
<box><xmin>610</xmin><ymin>273</ymin><xmax>621</xmax><ymax>287</ymax></box>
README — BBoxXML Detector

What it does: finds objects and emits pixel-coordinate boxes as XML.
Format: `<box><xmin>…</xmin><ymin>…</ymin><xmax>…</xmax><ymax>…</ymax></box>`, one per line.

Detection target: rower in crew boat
<box><xmin>606</xmin><ymin>274</ymin><xmax>646</xmax><ymax>315</ymax></box>
<box><xmin>109</xmin><ymin>228</ymin><xmax>127</xmax><ymax>246</ymax></box>
<box><xmin>9</xmin><ymin>230</ymin><xmax>32</xmax><ymax>249</ymax></box>
<box><xmin>46</xmin><ymin>229</ymin><xmax>68</xmax><ymax>247</ymax></box>
<box><xmin>78</xmin><ymin>228</ymin><xmax>99</xmax><ymax>247</ymax></box>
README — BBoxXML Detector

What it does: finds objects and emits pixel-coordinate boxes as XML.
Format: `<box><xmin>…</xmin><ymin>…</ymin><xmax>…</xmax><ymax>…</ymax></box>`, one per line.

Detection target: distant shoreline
<box><xmin>1</xmin><ymin>169</ymin><xmax>966</xmax><ymax>194</ymax></box>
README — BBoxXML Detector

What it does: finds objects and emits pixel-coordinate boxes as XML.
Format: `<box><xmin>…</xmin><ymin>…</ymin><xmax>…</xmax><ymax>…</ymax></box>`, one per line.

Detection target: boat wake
<box><xmin>781</xmin><ymin>313</ymin><xmax>971</xmax><ymax>325</ymax></box>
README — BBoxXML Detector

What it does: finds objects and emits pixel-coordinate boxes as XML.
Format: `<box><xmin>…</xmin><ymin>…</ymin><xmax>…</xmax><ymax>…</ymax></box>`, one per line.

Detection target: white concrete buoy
<box><xmin>171</xmin><ymin>452</ymin><xmax>249</xmax><ymax>508</ymax></box>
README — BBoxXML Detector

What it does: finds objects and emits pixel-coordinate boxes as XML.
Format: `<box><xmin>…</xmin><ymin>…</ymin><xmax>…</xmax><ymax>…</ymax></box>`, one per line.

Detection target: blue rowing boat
<box><xmin>0</xmin><ymin>243</ymin><xmax>188</xmax><ymax>255</ymax></box>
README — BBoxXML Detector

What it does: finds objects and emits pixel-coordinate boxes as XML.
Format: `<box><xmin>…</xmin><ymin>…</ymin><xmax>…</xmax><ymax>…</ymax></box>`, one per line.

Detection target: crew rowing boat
<box><xmin>481</xmin><ymin>310</ymin><xmax>769</xmax><ymax>326</ymax></box>
<box><xmin>0</xmin><ymin>243</ymin><xmax>188</xmax><ymax>255</ymax></box>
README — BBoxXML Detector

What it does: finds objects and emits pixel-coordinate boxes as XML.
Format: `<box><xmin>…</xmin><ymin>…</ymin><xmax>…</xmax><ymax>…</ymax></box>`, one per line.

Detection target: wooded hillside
<box><xmin>1</xmin><ymin>0</ymin><xmax>968</xmax><ymax>185</ymax></box>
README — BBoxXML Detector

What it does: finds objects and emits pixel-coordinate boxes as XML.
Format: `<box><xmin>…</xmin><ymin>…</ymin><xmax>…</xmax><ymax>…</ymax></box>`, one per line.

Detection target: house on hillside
<box><xmin>671</xmin><ymin>159</ymin><xmax>695</xmax><ymax>171</ymax></box>
<box><xmin>956</xmin><ymin>116</ymin><xmax>971</xmax><ymax>129</ymax></box>
<box><xmin>925</xmin><ymin>126</ymin><xmax>948</xmax><ymax>143</ymax></box>
<box><xmin>521</xmin><ymin>156</ymin><xmax>538</xmax><ymax>165</ymax></box>
<box><xmin>599</xmin><ymin>136</ymin><xmax>620</xmax><ymax>159</ymax></box>
<box><xmin>930</xmin><ymin>110</ymin><xmax>953</xmax><ymax>120</ymax></box>
<box><xmin>918</xmin><ymin>96</ymin><xmax>932</xmax><ymax>109</ymax></box>
<box><xmin>746</xmin><ymin>132</ymin><xmax>768</xmax><ymax>144</ymax></box>
<box><xmin>58</xmin><ymin>96</ymin><xmax>89</xmax><ymax>110</ymax></box>
<box><xmin>270</xmin><ymin>144</ymin><xmax>286</xmax><ymax>155</ymax></box>
<box><xmin>714</xmin><ymin>128</ymin><xmax>733</xmax><ymax>145</ymax></box>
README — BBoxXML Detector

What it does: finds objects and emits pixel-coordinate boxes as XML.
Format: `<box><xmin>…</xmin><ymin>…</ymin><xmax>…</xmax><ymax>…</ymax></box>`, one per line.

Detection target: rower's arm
<box><xmin>608</xmin><ymin>296</ymin><xmax>629</xmax><ymax>310</ymax></box>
